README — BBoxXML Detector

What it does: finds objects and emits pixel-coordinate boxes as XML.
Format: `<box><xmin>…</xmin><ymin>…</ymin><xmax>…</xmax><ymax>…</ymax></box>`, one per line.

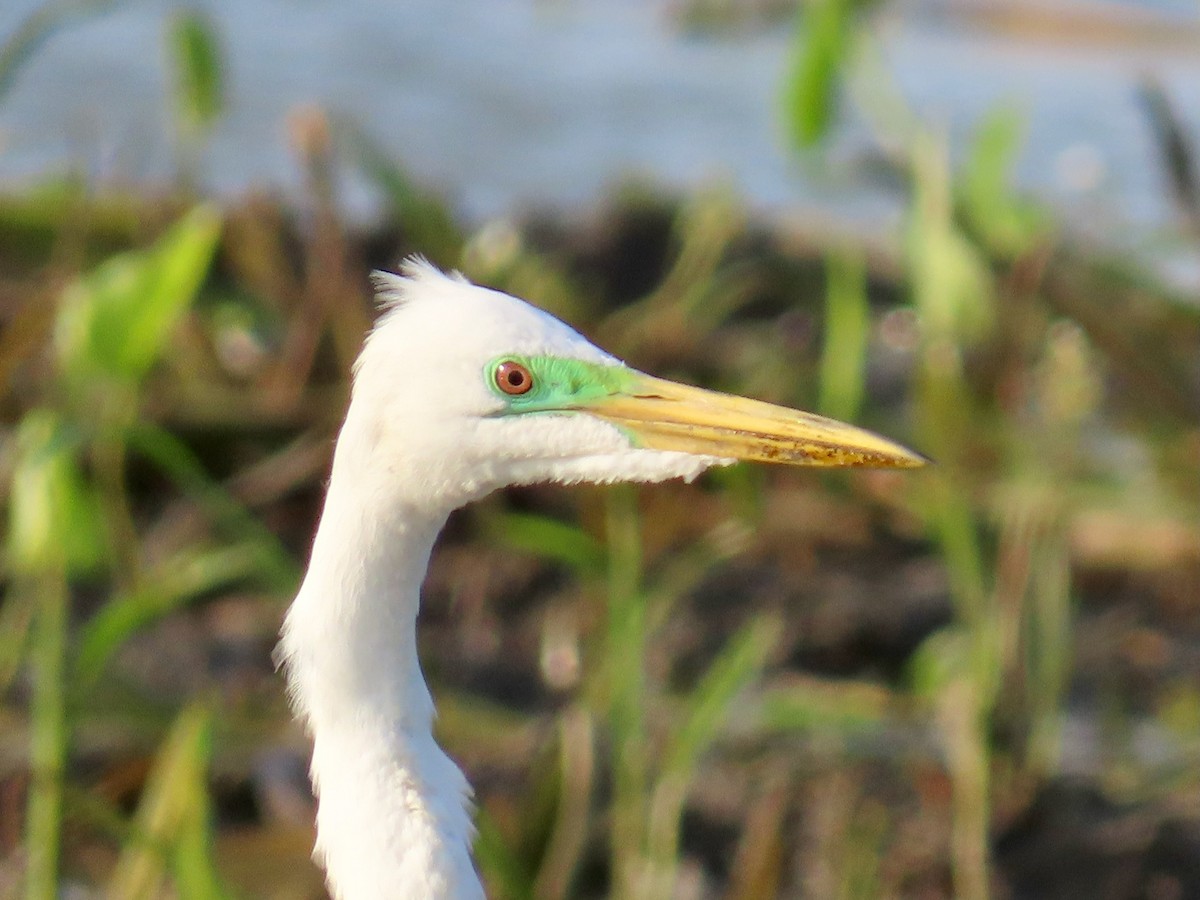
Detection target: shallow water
<box><xmin>2</xmin><ymin>0</ymin><xmax>1198</xmax><ymax>282</ymax></box>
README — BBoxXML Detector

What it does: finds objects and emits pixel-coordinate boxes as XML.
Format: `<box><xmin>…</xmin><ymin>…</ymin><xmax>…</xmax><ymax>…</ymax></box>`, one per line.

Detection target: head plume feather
<box><xmin>371</xmin><ymin>256</ymin><xmax>469</xmax><ymax>311</ymax></box>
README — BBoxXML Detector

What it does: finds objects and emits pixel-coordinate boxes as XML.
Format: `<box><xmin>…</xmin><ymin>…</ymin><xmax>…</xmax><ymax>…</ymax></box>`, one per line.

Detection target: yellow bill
<box><xmin>588</xmin><ymin>371</ymin><xmax>927</xmax><ymax>469</ymax></box>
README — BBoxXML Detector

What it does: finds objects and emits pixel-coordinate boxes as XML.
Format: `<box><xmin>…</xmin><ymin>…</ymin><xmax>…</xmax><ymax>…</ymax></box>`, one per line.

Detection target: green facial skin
<box><xmin>485</xmin><ymin>355</ymin><xmax>639</xmax><ymax>415</ymax></box>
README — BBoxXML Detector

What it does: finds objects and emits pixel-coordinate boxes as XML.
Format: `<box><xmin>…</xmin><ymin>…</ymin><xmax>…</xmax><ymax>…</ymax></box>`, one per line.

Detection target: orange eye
<box><xmin>495</xmin><ymin>360</ymin><xmax>533</xmax><ymax>395</ymax></box>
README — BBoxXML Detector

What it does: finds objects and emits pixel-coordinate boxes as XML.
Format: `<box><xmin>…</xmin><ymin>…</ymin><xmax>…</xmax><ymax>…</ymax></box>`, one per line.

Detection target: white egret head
<box><xmin>337</xmin><ymin>258</ymin><xmax>923</xmax><ymax>517</ymax></box>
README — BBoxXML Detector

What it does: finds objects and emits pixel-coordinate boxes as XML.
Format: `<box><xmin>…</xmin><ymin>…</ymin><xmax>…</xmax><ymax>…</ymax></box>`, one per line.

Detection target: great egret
<box><xmin>278</xmin><ymin>259</ymin><xmax>924</xmax><ymax>900</ymax></box>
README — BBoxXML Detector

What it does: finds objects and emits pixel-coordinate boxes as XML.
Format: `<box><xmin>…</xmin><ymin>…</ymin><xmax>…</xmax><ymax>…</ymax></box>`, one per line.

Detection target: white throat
<box><xmin>279</xmin><ymin>430</ymin><xmax>484</xmax><ymax>900</ymax></box>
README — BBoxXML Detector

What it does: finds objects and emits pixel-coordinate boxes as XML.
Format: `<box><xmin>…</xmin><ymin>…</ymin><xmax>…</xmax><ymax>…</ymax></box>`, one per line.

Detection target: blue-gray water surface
<box><xmin>2</xmin><ymin>0</ymin><xmax>1199</xmax><ymax>286</ymax></box>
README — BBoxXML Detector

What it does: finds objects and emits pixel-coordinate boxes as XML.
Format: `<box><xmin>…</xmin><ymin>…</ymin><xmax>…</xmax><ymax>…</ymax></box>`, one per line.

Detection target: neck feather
<box><xmin>280</xmin><ymin>440</ymin><xmax>483</xmax><ymax>900</ymax></box>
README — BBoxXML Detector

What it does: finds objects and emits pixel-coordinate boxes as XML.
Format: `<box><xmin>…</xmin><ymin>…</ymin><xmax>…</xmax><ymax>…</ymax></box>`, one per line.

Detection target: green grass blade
<box><xmin>23</xmin><ymin>567</ymin><xmax>68</xmax><ymax>900</ymax></box>
<box><xmin>908</xmin><ymin>131</ymin><xmax>994</xmax><ymax>350</ymax></box>
<box><xmin>818</xmin><ymin>248</ymin><xmax>869</xmax><ymax>424</ymax></box>
<box><xmin>959</xmin><ymin>106</ymin><xmax>1046</xmax><ymax>259</ymax></box>
<box><xmin>474</xmin><ymin>805</ymin><xmax>535</xmax><ymax>900</ymax></box>
<box><xmin>123</xmin><ymin>422</ymin><xmax>299</xmax><ymax>592</ymax></box>
<box><xmin>782</xmin><ymin>0</ymin><xmax>854</xmax><ymax>149</ymax></box>
<box><xmin>107</xmin><ymin>702</ymin><xmax>227</xmax><ymax>900</ymax></box>
<box><xmin>604</xmin><ymin>485</ymin><xmax>648</xmax><ymax>899</ymax></box>
<box><xmin>483</xmin><ymin>510</ymin><xmax>605</xmax><ymax>577</ymax></box>
<box><xmin>532</xmin><ymin>708</ymin><xmax>595</xmax><ymax>900</ymax></box>
<box><xmin>645</xmin><ymin>616</ymin><xmax>779</xmax><ymax>888</ymax></box>
<box><xmin>168</xmin><ymin>11</ymin><xmax>224</xmax><ymax>138</ymax></box>
<box><xmin>7</xmin><ymin>411</ymin><xmax>98</xmax><ymax>898</ymax></box>
<box><xmin>661</xmin><ymin>616</ymin><xmax>779</xmax><ymax>782</ymax></box>
<box><xmin>170</xmin><ymin>736</ymin><xmax>229</xmax><ymax>900</ymax></box>
<box><xmin>757</xmin><ymin>675</ymin><xmax>893</xmax><ymax>734</ymax></box>
<box><xmin>76</xmin><ymin>542</ymin><xmax>273</xmax><ymax>687</ymax></box>
<box><xmin>0</xmin><ymin>588</ymin><xmax>36</xmax><ymax>694</ymax></box>
<box><xmin>8</xmin><ymin>410</ymin><xmax>106</xmax><ymax>577</ymax></box>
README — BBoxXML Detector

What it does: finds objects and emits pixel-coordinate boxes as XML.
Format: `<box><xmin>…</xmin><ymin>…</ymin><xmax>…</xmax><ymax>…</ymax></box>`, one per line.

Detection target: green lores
<box><xmin>485</xmin><ymin>355</ymin><xmax>637</xmax><ymax>414</ymax></box>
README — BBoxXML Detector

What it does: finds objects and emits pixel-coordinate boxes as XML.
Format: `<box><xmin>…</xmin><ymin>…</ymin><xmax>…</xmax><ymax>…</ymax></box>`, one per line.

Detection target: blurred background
<box><xmin>1</xmin><ymin>1</ymin><xmax>1199</xmax><ymax>898</ymax></box>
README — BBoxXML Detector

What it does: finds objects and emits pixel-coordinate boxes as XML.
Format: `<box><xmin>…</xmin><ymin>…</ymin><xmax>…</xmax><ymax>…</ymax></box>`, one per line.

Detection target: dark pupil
<box><xmin>507</xmin><ymin>370</ymin><xmax>524</xmax><ymax>387</ymax></box>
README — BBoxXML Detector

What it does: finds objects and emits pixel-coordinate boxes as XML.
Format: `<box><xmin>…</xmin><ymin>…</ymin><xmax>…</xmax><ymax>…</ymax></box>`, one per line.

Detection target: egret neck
<box><xmin>281</xmin><ymin>414</ymin><xmax>483</xmax><ymax>900</ymax></box>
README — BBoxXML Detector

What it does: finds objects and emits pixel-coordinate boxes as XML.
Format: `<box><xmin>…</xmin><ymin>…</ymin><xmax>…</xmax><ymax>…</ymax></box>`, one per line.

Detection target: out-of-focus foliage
<box><xmin>781</xmin><ymin>5</ymin><xmax>1200</xmax><ymax>898</ymax></box>
<box><xmin>108</xmin><ymin>703</ymin><xmax>227</xmax><ymax>900</ymax></box>
<box><xmin>167</xmin><ymin>11</ymin><xmax>226</xmax><ymax>182</ymax></box>
<box><xmin>783</xmin><ymin>0</ymin><xmax>860</xmax><ymax>148</ymax></box>
<box><xmin>908</xmin><ymin>130</ymin><xmax>995</xmax><ymax>351</ymax></box>
<box><xmin>3</xmin><ymin>203</ymin><xmax>228</xmax><ymax>900</ymax></box>
<box><xmin>8</xmin><ymin>412</ymin><xmax>105</xmax><ymax>577</ymax></box>
<box><xmin>959</xmin><ymin>107</ymin><xmax>1048</xmax><ymax>259</ymax></box>
<box><xmin>169</xmin><ymin>12</ymin><xmax>224</xmax><ymax>141</ymax></box>
<box><xmin>817</xmin><ymin>248</ymin><xmax>868</xmax><ymax>423</ymax></box>
<box><xmin>55</xmin><ymin>205</ymin><xmax>223</xmax><ymax>392</ymax></box>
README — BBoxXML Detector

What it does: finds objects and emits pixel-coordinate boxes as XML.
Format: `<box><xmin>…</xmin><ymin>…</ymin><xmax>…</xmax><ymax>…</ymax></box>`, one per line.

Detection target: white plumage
<box><xmin>279</xmin><ymin>260</ymin><xmax>922</xmax><ymax>899</ymax></box>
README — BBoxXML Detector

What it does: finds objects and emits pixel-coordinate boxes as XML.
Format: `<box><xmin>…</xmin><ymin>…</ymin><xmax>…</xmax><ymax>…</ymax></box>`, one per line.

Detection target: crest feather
<box><xmin>371</xmin><ymin>257</ymin><xmax>469</xmax><ymax>311</ymax></box>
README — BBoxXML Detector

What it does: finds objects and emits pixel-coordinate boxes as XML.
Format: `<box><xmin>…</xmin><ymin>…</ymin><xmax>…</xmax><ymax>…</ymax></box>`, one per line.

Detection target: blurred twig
<box><xmin>1139</xmin><ymin>77</ymin><xmax>1200</xmax><ymax>241</ymax></box>
<box><xmin>0</xmin><ymin>0</ymin><xmax>122</xmax><ymax>101</ymax></box>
